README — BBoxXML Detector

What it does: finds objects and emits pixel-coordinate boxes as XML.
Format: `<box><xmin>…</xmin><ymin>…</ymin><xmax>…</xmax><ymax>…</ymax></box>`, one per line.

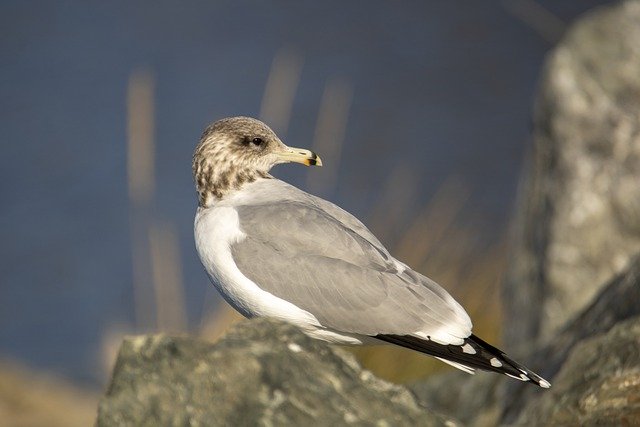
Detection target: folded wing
<box><xmin>231</xmin><ymin>190</ymin><xmax>472</xmax><ymax>345</ymax></box>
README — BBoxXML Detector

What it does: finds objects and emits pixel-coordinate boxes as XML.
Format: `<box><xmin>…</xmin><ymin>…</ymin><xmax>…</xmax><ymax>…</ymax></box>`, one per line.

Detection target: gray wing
<box><xmin>231</xmin><ymin>194</ymin><xmax>472</xmax><ymax>343</ymax></box>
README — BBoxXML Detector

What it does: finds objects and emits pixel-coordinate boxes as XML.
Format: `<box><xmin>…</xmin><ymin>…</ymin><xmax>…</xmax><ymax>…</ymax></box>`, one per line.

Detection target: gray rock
<box><xmin>412</xmin><ymin>256</ymin><xmax>640</xmax><ymax>425</ymax></box>
<box><xmin>502</xmin><ymin>254</ymin><xmax>640</xmax><ymax>423</ymax></box>
<box><xmin>97</xmin><ymin>318</ymin><xmax>459</xmax><ymax>427</ymax></box>
<box><xmin>410</xmin><ymin>371</ymin><xmax>502</xmax><ymax>427</ymax></box>
<box><xmin>515</xmin><ymin>316</ymin><xmax>640</xmax><ymax>426</ymax></box>
<box><xmin>411</xmin><ymin>256</ymin><xmax>640</xmax><ymax>425</ymax></box>
<box><xmin>503</xmin><ymin>0</ymin><xmax>640</xmax><ymax>350</ymax></box>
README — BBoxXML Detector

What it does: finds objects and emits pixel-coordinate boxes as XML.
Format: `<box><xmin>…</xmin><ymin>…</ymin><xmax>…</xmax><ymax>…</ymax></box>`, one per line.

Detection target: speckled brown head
<box><xmin>193</xmin><ymin>116</ymin><xmax>322</xmax><ymax>206</ymax></box>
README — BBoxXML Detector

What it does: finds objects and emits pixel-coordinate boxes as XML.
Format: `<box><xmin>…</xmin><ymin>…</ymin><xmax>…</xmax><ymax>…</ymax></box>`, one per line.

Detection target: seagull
<box><xmin>193</xmin><ymin>116</ymin><xmax>550</xmax><ymax>388</ymax></box>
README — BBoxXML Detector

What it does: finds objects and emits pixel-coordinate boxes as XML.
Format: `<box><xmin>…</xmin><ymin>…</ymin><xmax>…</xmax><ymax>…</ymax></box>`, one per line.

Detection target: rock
<box><xmin>97</xmin><ymin>318</ymin><xmax>459</xmax><ymax>426</ymax></box>
<box><xmin>515</xmin><ymin>316</ymin><xmax>640</xmax><ymax>426</ymax></box>
<box><xmin>411</xmin><ymin>256</ymin><xmax>640</xmax><ymax>425</ymax></box>
<box><xmin>401</xmin><ymin>3</ymin><xmax>640</xmax><ymax>425</ymax></box>
<box><xmin>503</xmin><ymin>0</ymin><xmax>640</xmax><ymax>350</ymax></box>
<box><xmin>410</xmin><ymin>371</ymin><xmax>502</xmax><ymax>427</ymax></box>
<box><xmin>502</xmin><ymin>254</ymin><xmax>640</xmax><ymax>423</ymax></box>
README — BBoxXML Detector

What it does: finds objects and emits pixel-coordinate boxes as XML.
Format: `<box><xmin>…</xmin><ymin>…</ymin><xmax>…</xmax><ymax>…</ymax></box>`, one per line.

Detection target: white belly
<box><xmin>194</xmin><ymin>205</ymin><xmax>318</xmax><ymax>323</ymax></box>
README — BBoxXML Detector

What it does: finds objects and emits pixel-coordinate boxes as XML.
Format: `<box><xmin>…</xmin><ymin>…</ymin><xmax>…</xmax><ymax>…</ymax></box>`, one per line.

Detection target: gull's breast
<box><xmin>194</xmin><ymin>205</ymin><xmax>320</xmax><ymax>325</ymax></box>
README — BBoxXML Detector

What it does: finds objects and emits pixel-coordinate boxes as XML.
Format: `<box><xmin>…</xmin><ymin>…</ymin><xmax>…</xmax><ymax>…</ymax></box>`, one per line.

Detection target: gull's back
<box><xmin>201</xmin><ymin>177</ymin><xmax>473</xmax><ymax>345</ymax></box>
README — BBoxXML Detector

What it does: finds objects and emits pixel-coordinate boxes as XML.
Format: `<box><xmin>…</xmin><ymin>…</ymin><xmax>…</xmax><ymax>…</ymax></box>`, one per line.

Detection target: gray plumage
<box><xmin>230</xmin><ymin>179</ymin><xmax>471</xmax><ymax>339</ymax></box>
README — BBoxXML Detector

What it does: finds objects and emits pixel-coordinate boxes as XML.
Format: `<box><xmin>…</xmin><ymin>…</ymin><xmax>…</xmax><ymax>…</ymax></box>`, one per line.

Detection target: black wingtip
<box><xmin>375</xmin><ymin>333</ymin><xmax>551</xmax><ymax>388</ymax></box>
<box><xmin>468</xmin><ymin>334</ymin><xmax>551</xmax><ymax>388</ymax></box>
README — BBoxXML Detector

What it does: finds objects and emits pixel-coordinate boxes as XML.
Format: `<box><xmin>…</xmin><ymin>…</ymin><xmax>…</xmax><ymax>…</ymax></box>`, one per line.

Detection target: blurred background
<box><xmin>0</xmin><ymin>0</ymin><xmax>612</xmax><ymax>424</ymax></box>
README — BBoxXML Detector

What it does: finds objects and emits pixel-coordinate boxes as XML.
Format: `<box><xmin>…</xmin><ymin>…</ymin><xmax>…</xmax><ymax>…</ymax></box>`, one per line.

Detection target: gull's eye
<box><xmin>252</xmin><ymin>137</ymin><xmax>264</xmax><ymax>146</ymax></box>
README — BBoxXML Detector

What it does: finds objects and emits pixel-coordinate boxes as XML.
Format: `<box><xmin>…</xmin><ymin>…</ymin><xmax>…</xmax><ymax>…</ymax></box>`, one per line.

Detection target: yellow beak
<box><xmin>276</xmin><ymin>147</ymin><xmax>323</xmax><ymax>166</ymax></box>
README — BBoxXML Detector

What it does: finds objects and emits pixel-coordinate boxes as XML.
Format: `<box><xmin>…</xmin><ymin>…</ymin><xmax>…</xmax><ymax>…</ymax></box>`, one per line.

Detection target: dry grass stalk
<box><xmin>305</xmin><ymin>77</ymin><xmax>353</xmax><ymax>196</ymax></box>
<box><xmin>127</xmin><ymin>68</ymin><xmax>155</xmax><ymax>204</ymax></box>
<box><xmin>149</xmin><ymin>221</ymin><xmax>188</xmax><ymax>333</ymax></box>
<box><xmin>366</xmin><ymin>165</ymin><xmax>419</xmax><ymax>245</ymax></box>
<box><xmin>503</xmin><ymin>0</ymin><xmax>566</xmax><ymax>43</ymax></box>
<box><xmin>127</xmin><ymin>68</ymin><xmax>156</xmax><ymax>332</ymax></box>
<box><xmin>259</xmin><ymin>48</ymin><xmax>303</xmax><ymax>136</ymax></box>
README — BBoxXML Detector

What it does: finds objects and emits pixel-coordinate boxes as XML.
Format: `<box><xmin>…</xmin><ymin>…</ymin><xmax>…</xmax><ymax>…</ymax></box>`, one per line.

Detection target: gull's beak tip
<box><xmin>307</xmin><ymin>155</ymin><xmax>323</xmax><ymax>167</ymax></box>
<box><xmin>278</xmin><ymin>147</ymin><xmax>323</xmax><ymax>167</ymax></box>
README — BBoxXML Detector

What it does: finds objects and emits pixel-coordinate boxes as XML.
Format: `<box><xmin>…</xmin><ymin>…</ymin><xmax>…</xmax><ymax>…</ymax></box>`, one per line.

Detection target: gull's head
<box><xmin>193</xmin><ymin>116</ymin><xmax>322</xmax><ymax>206</ymax></box>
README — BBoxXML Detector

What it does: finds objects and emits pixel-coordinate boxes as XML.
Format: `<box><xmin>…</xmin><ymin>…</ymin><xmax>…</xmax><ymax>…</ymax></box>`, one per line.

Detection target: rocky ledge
<box><xmin>97</xmin><ymin>318</ymin><xmax>459</xmax><ymax>426</ymax></box>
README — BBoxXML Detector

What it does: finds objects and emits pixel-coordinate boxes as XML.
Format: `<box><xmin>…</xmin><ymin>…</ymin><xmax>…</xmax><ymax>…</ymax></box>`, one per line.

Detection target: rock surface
<box><xmin>97</xmin><ymin>318</ymin><xmax>458</xmax><ymax>426</ymax></box>
<box><xmin>516</xmin><ymin>316</ymin><xmax>640</xmax><ymax>425</ymax></box>
<box><xmin>411</xmin><ymin>255</ymin><xmax>640</xmax><ymax>426</ymax></box>
<box><xmin>412</xmin><ymin>4</ymin><xmax>640</xmax><ymax>425</ymax></box>
<box><xmin>503</xmin><ymin>0</ymin><xmax>640</xmax><ymax>349</ymax></box>
<box><xmin>502</xmin><ymin>254</ymin><xmax>640</xmax><ymax>422</ymax></box>
<box><xmin>410</xmin><ymin>371</ymin><xmax>502</xmax><ymax>427</ymax></box>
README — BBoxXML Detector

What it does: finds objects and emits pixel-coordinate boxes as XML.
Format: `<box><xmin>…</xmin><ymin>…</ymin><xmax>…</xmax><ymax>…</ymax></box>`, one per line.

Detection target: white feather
<box><xmin>195</xmin><ymin>205</ymin><xmax>317</xmax><ymax>324</ymax></box>
<box><xmin>435</xmin><ymin>357</ymin><xmax>476</xmax><ymax>375</ymax></box>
